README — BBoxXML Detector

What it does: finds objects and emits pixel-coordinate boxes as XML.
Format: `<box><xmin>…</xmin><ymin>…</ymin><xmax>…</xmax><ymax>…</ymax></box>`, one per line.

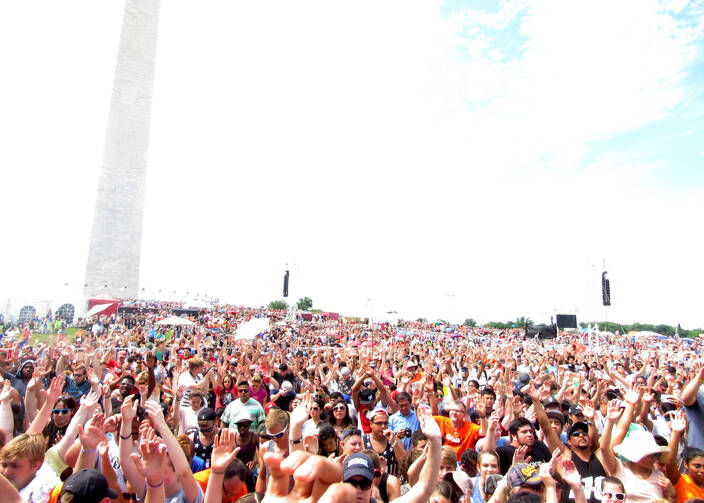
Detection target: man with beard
<box><xmin>527</xmin><ymin>380</ymin><xmax>606</xmax><ymax>503</ymax></box>
<box><xmin>495</xmin><ymin>418</ymin><xmax>552</xmax><ymax>474</ymax></box>
<box><xmin>110</xmin><ymin>375</ymin><xmax>137</xmax><ymax>411</ymax></box>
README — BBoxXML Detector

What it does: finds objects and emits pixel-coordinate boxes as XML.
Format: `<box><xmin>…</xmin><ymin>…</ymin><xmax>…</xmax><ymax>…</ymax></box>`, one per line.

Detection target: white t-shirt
<box><xmin>19</xmin><ymin>462</ymin><xmax>60</xmax><ymax>503</ymax></box>
<box><xmin>178</xmin><ymin>371</ymin><xmax>204</xmax><ymax>408</ymax></box>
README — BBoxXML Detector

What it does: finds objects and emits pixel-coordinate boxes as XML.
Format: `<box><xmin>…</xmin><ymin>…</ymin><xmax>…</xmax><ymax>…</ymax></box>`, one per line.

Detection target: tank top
<box><xmin>363</xmin><ymin>434</ymin><xmax>397</xmax><ymax>476</ymax></box>
<box><xmin>569</xmin><ymin>451</ymin><xmax>607</xmax><ymax>503</ymax></box>
<box><xmin>191</xmin><ymin>433</ymin><xmax>213</xmax><ymax>468</ymax></box>
<box><xmin>235</xmin><ymin>432</ymin><xmax>257</xmax><ymax>465</ymax></box>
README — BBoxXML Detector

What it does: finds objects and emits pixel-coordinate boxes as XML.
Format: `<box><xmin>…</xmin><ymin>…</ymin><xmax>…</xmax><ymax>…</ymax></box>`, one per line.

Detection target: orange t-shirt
<box><xmin>194</xmin><ymin>468</ymin><xmax>248</xmax><ymax>503</ymax></box>
<box><xmin>675</xmin><ymin>474</ymin><xmax>704</xmax><ymax>503</ymax></box>
<box><xmin>433</xmin><ymin>416</ymin><xmax>481</xmax><ymax>460</ymax></box>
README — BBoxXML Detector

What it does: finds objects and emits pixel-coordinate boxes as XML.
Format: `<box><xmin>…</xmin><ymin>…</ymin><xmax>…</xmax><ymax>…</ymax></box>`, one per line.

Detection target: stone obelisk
<box><xmin>84</xmin><ymin>0</ymin><xmax>160</xmax><ymax>299</ymax></box>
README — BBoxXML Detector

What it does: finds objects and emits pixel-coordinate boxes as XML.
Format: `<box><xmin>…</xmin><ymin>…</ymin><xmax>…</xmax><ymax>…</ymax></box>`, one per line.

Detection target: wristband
<box><xmin>120</xmin><ymin>432</ymin><xmax>132</xmax><ymax>440</ymax></box>
<box><xmin>289</xmin><ymin>438</ymin><xmax>303</xmax><ymax>445</ymax></box>
<box><xmin>211</xmin><ymin>469</ymin><xmax>226</xmax><ymax>475</ymax></box>
<box><xmin>147</xmin><ymin>479</ymin><xmax>164</xmax><ymax>489</ymax></box>
<box><xmin>82</xmin><ymin>447</ymin><xmax>97</xmax><ymax>454</ymax></box>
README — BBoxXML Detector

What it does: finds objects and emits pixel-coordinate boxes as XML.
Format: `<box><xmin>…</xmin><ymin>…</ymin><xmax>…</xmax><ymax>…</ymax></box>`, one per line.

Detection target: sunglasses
<box><xmin>346</xmin><ymin>478</ymin><xmax>373</xmax><ymax>491</ymax></box>
<box><xmin>261</xmin><ymin>424</ymin><xmax>288</xmax><ymax>440</ymax></box>
<box><xmin>602</xmin><ymin>492</ymin><xmax>625</xmax><ymax>501</ymax></box>
<box><xmin>311</xmin><ymin>406</ymin><xmax>320</xmax><ymax>411</ymax></box>
<box><xmin>198</xmin><ymin>423</ymin><xmax>215</xmax><ymax>432</ymax></box>
<box><xmin>333</xmin><ymin>405</ymin><xmax>347</xmax><ymax>411</ymax></box>
<box><xmin>570</xmin><ymin>430</ymin><xmax>588</xmax><ymax>438</ymax></box>
<box><xmin>53</xmin><ymin>409</ymin><xmax>71</xmax><ymax>415</ymax></box>
<box><xmin>372</xmin><ymin>421</ymin><xmax>388</xmax><ymax>427</ymax></box>
<box><xmin>73</xmin><ymin>373</ymin><xmax>86</xmax><ymax>378</ymax></box>
<box><xmin>238</xmin><ymin>388</ymin><xmax>250</xmax><ymax>393</ymax></box>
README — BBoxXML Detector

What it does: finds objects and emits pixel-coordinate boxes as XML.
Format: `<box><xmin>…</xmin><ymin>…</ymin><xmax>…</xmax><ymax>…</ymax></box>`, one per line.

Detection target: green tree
<box><xmin>463</xmin><ymin>318</ymin><xmax>477</xmax><ymax>327</ymax></box>
<box><xmin>268</xmin><ymin>300</ymin><xmax>288</xmax><ymax>310</ymax></box>
<box><xmin>297</xmin><ymin>296</ymin><xmax>313</xmax><ymax>310</ymax></box>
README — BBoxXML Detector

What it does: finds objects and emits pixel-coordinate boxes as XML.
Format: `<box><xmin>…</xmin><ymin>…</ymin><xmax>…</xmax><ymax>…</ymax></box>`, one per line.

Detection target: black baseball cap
<box><xmin>63</xmin><ymin>469</ymin><xmax>119</xmax><ymax>503</ymax></box>
<box><xmin>198</xmin><ymin>407</ymin><xmax>217</xmax><ymax>421</ymax></box>
<box><xmin>343</xmin><ymin>453</ymin><xmax>375</xmax><ymax>481</ymax></box>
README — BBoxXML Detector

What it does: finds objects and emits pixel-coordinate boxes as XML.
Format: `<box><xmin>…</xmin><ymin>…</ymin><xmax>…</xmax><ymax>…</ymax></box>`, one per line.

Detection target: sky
<box><xmin>1</xmin><ymin>0</ymin><xmax>703</xmax><ymax>328</ymax></box>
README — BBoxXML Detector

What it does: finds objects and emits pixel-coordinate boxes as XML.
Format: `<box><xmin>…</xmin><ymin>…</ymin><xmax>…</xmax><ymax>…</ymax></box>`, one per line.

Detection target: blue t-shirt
<box><xmin>389</xmin><ymin>409</ymin><xmax>421</xmax><ymax>450</ymax></box>
<box><xmin>684</xmin><ymin>389</ymin><xmax>704</xmax><ymax>448</ymax></box>
<box><xmin>63</xmin><ymin>375</ymin><xmax>92</xmax><ymax>400</ymax></box>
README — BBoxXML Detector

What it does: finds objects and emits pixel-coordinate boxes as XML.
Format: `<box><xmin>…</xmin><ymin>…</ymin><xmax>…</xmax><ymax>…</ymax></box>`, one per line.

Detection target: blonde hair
<box><xmin>264</xmin><ymin>408</ymin><xmax>289</xmax><ymax>430</ymax></box>
<box><xmin>188</xmin><ymin>357</ymin><xmax>204</xmax><ymax>370</ymax></box>
<box><xmin>440</xmin><ymin>446</ymin><xmax>457</xmax><ymax>468</ymax></box>
<box><xmin>0</xmin><ymin>433</ymin><xmax>46</xmax><ymax>465</ymax></box>
<box><xmin>136</xmin><ymin>371</ymin><xmax>149</xmax><ymax>385</ymax></box>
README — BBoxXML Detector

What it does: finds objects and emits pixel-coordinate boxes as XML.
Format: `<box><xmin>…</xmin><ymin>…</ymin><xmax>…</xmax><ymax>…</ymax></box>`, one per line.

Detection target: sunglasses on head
<box><xmin>53</xmin><ymin>409</ymin><xmax>71</xmax><ymax>415</ymax></box>
<box><xmin>602</xmin><ymin>492</ymin><xmax>625</xmax><ymax>501</ymax></box>
<box><xmin>261</xmin><ymin>424</ymin><xmax>288</xmax><ymax>440</ymax></box>
<box><xmin>346</xmin><ymin>478</ymin><xmax>373</xmax><ymax>491</ymax></box>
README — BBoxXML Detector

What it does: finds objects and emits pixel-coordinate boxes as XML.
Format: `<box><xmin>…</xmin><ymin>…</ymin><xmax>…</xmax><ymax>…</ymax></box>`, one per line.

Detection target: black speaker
<box><xmin>556</xmin><ymin>314</ymin><xmax>577</xmax><ymax>329</ymax></box>
<box><xmin>283</xmin><ymin>270</ymin><xmax>289</xmax><ymax>298</ymax></box>
<box><xmin>602</xmin><ymin>271</ymin><xmax>611</xmax><ymax>306</ymax></box>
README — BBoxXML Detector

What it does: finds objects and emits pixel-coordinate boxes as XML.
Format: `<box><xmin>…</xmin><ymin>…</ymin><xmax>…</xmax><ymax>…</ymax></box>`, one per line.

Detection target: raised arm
<box><xmin>54</xmin><ymin>389</ymin><xmax>101</xmax><ymax>462</ymax></box>
<box><xmin>681</xmin><ymin>366</ymin><xmax>704</xmax><ymax>407</ymax></box>
<box><xmin>665</xmin><ymin>409</ymin><xmax>686</xmax><ymax>485</ymax></box>
<box><xmin>144</xmin><ymin>401</ymin><xmax>201</xmax><ymax>503</ymax></box>
<box><xmin>118</xmin><ymin>396</ymin><xmax>147</xmax><ymax>497</ymax></box>
<box><xmin>396</xmin><ymin>406</ymin><xmax>441</xmax><ymax>503</ymax></box>
<box><xmin>204</xmin><ymin>430</ymin><xmax>240</xmax><ymax>503</ymax></box>
<box><xmin>598</xmin><ymin>399</ymin><xmax>621</xmax><ymax>476</ymax></box>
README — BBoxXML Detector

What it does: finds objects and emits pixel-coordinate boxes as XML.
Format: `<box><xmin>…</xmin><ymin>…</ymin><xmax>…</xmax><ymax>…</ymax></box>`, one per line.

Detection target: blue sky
<box><xmin>1</xmin><ymin>0</ymin><xmax>703</xmax><ymax>328</ymax></box>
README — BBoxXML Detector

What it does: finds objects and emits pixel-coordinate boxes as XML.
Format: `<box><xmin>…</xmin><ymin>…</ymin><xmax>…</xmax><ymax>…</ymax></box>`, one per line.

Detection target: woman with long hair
<box><xmin>214</xmin><ymin>373</ymin><xmax>236</xmax><ymax>410</ymax></box>
<box><xmin>330</xmin><ymin>399</ymin><xmax>352</xmax><ymax>438</ymax></box>
<box><xmin>43</xmin><ymin>395</ymin><xmax>77</xmax><ymax>448</ymax></box>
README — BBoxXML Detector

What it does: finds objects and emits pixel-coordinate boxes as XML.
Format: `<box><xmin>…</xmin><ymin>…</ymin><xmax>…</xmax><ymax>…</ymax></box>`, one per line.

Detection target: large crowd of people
<box><xmin>0</xmin><ymin>301</ymin><xmax>702</xmax><ymax>503</ymax></box>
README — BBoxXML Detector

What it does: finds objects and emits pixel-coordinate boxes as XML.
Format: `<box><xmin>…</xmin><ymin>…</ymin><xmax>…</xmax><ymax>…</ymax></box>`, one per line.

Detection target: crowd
<box><xmin>0</xmin><ymin>302</ymin><xmax>702</xmax><ymax>503</ymax></box>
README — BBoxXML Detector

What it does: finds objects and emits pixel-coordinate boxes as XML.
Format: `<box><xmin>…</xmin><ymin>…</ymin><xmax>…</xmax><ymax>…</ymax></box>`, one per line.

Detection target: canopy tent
<box><xmin>84</xmin><ymin>303</ymin><xmax>113</xmax><ymax>318</ymax></box>
<box><xmin>88</xmin><ymin>296</ymin><xmax>119</xmax><ymax>318</ymax></box>
<box><xmin>235</xmin><ymin>317</ymin><xmax>270</xmax><ymax>340</ymax></box>
<box><xmin>155</xmin><ymin>316</ymin><xmax>195</xmax><ymax>326</ymax></box>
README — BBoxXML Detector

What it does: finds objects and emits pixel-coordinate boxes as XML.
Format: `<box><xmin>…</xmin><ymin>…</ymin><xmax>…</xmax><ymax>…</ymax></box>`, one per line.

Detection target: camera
<box><xmin>405</xmin><ymin>428</ymin><xmax>412</xmax><ymax>437</ymax></box>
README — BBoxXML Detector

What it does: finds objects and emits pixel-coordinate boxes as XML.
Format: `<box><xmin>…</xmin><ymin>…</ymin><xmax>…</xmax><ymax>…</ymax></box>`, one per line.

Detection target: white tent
<box><xmin>156</xmin><ymin>316</ymin><xmax>195</xmax><ymax>326</ymax></box>
<box><xmin>235</xmin><ymin>317</ymin><xmax>270</xmax><ymax>340</ymax></box>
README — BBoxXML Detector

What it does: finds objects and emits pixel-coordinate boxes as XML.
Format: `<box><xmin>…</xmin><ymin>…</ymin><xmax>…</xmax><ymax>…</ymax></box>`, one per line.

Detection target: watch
<box><xmin>289</xmin><ymin>438</ymin><xmax>303</xmax><ymax>445</ymax></box>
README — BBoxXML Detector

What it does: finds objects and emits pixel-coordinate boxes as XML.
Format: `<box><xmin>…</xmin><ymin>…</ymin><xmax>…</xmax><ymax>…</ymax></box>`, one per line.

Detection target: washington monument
<box><xmin>84</xmin><ymin>0</ymin><xmax>160</xmax><ymax>298</ymax></box>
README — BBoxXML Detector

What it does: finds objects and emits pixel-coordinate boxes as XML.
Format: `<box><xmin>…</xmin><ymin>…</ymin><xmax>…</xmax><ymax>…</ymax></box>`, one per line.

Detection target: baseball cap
<box><xmin>359</xmin><ymin>389</ymin><xmax>376</xmax><ymax>404</ymax></box>
<box><xmin>197</xmin><ymin>408</ymin><xmax>217</xmax><ymax>421</ymax></box>
<box><xmin>63</xmin><ymin>469</ymin><xmax>119</xmax><ymax>503</ymax></box>
<box><xmin>567</xmin><ymin>421</ymin><xmax>589</xmax><ymax>437</ymax></box>
<box><xmin>341</xmin><ymin>367</ymin><xmax>351</xmax><ymax>376</ymax></box>
<box><xmin>443</xmin><ymin>470</ymin><xmax>473</xmax><ymax>494</ymax></box>
<box><xmin>233</xmin><ymin>410</ymin><xmax>253</xmax><ymax>424</ymax></box>
<box><xmin>546</xmin><ymin>410</ymin><xmax>565</xmax><ymax>425</ymax></box>
<box><xmin>343</xmin><ymin>453</ymin><xmax>375</xmax><ymax>481</ymax></box>
<box><xmin>569</xmin><ymin>405</ymin><xmax>584</xmax><ymax>417</ymax></box>
<box><xmin>506</xmin><ymin>463</ymin><xmax>542</xmax><ymax>490</ymax></box>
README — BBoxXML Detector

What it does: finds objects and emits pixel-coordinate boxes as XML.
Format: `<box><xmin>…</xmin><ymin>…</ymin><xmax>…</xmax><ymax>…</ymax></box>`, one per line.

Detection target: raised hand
<box><xmin>581</xmin><ymin>403</ymin><xmax>595</xmax><ymax>422</ymax></box>
<box><xmin>211</xmin><ymin>429</ymin><xmax>241</xmax><ymax>474</ymax></box>
<box><xmin>417</xmin><ymin>405</ymin><xmax>441</xmax><ymax>441</ymax></box>
<box><xmin>606</xmin><ymin>399</ymin><xmax>622</xmax><ymax>422</ymax></box>
<box><xmin>290</xmin><ymin>392</ymin><xmax>312</xmax><ymax>427</ymax></box>
<box><xmin>120</xmin><ymin>395</ymin><xmax>138</xmax><ymax>425</ymax></box>
<box><xmin>0</xmin><ymin>380</ymin><xmax>13</xmax><ymax>403</ymax></box>
<box><xmin>143</xmin><ymin>401</ymin><xmax>168</xmax><ymax>431</ymax></box>
<box><xmin>670</xmin><ymin>409</ymin><xmax>687</xmax><ymax>434</ymax></box>
<box><xmin>78</xmin><ymin>412</ymin><xmax>107</xmax><ymax>450</ymax></box>
<box><xmin>512</xmin><ymin>444</ymin><xmax>532</xmax><ymax>465</ymax></box>
<box><xmin>131</xmin><ymin>439</ymin><xmax>169</xmax><ymax>486</ymax></box>
<box><xmin>561</xmin><ymin>458</ymin><xmax>582</xmax><ymax>487</ymax></box>
<box><xmin>80</xmin><ymin>390</ymin><xmax>101</xmax><ymax>410</ymax></box>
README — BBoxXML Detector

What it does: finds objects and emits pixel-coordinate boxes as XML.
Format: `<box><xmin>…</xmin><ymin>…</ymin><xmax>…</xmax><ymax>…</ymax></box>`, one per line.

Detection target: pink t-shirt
<box><xmin>250</xmin><ymin>386</ymin><xmax>268</xmax><ymax>406</ymax></box>
<box><xmin>613</xmin><ymin>460</ymin><xmax>664</xmax><ymax>503</ymax></box>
